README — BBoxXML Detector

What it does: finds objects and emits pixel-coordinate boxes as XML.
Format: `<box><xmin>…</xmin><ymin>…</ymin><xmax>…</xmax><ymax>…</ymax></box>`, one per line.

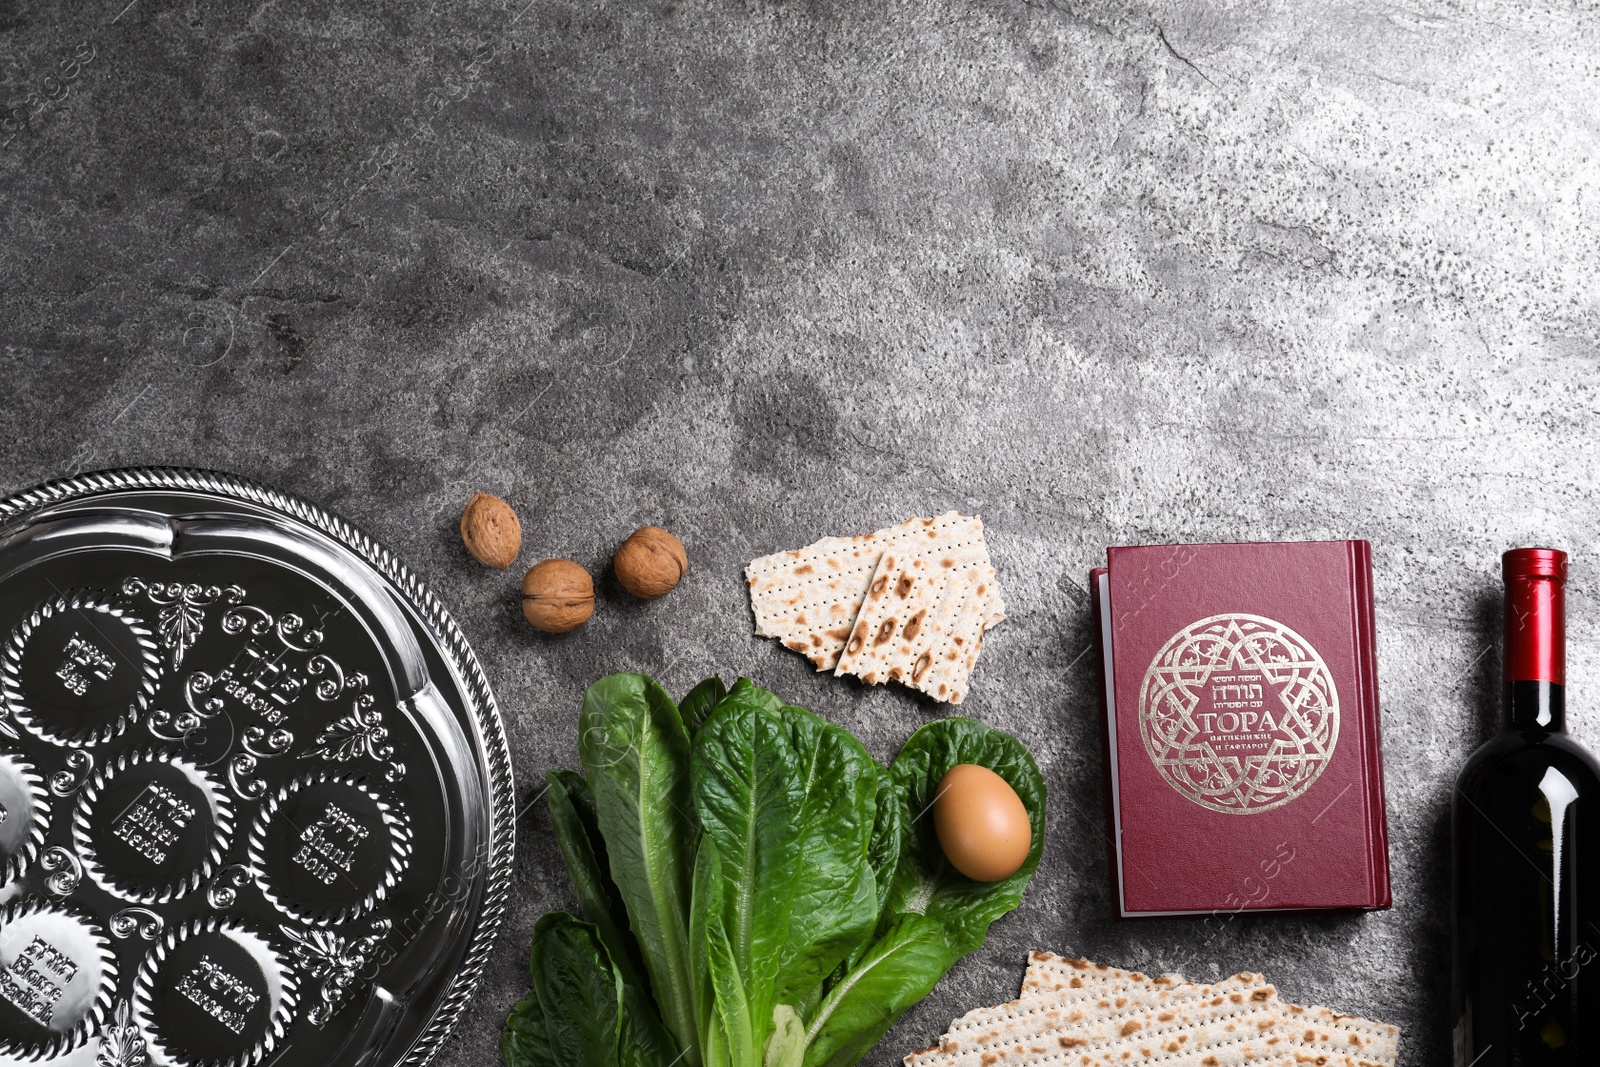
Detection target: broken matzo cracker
<box><xmin>1021</xmin><ymin>952</ymin><xmax>1184</xmax><ymax>997</ymax></box>
<box><xmin>927</xmin><ymin>955</ymin><xmax>1399</xmax><ymax>1067</ymax></box>
<box><xmin>901</xmin><ymin>955</ymin><xmax>1169</xmax><ymax>1067</ymax></box>
<box><xmin>910</xmin><ymin>994</ymin><xmax>1388</xmax><ymax>1067</ymax></box>
<box><xmin>1276</xmin><ymin>1002</ymin><xmax>1400</xmax><ymax>1065</ymax></box>
<box><xmin>908</xmin><ymin>985</ymin><xmax>1288</xmax><ymax>1067</ymax></box>
<box><xmin>746</xmin><ymin>513</ymin><xmax>1003</xmax><ymax>675</ymax></box>
<box><xmin>1020</xmin><ymin>957</ymin><xmax>1399</xmax><ymax>1066</ymax></box>
<box><xmin>834</xmin><ymin>513</ymin><xmax>1002</xmax><ymax>704</ymax></box>
<box><xmin>745</xmin><ymin>518</ymin><xmax>920</xmax><ymax>671</ymax></box>
<box><xmin>913</xmin><ymin>986</ymin><xmax>1397</xmax><ymax>1067</ymax></box>
<box><xmin>903</xmin><ymin>974</ymin><xmax>1258</xmax><ymax>1067</ymax></box>
<box><xmin>929</xmin><ymin>974</ymin><xmax>1272</xmax><ymax>1061</ymax></box>
<box><xmin>901</xmin><ymin>980</ymin><xmax>1190</xmax><ymax>1067</ymax></box>
<box><xmin>838</xmin><ymin>559</ymin><xmax>978</xmax><ymax>699</ymax></box>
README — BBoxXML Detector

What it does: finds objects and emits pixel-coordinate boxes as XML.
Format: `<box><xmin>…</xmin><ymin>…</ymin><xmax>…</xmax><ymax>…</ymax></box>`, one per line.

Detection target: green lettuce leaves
<box><xmin>799</xmin><ymin>718</ymin><xmax>1045</xmax><ymax>1067</ymax></box>
<box><xmin>504</xmin><ymin>674</ymin><xmax>1045</xmax><ymax>1067</ymax></box>
<box><xmin>577</xmin><ymin>673</ymin><xmax>700</xmax><ymax>1061</ymax></box>
<box><xmin>691</xmin><ymin>687</ymin><xmax>879</xmax><ymax>1061</ymax></box>
<box><xmin>880</xmin><ymin>717</ymin><xmax>1046</xmax><ymax>955</ymax></box>
<box><xmin>501</xmin><ymin>913</ymin><xmax>677</xmax><ymax>1067</ymax></box>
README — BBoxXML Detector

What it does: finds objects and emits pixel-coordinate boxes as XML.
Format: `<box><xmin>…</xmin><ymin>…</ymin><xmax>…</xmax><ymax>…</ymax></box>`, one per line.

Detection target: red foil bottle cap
<box><xmin>1503</xmin><ymin>547</ymin><xmax>1567</xmax><ymax>685</ymax></box>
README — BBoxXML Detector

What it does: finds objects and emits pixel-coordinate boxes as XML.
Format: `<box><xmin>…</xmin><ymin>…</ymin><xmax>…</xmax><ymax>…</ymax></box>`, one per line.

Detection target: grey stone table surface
<box><xmin>2</xmin><ymin>0</ymin><xmax>1598</xmax><ymax>1062</ymax></box>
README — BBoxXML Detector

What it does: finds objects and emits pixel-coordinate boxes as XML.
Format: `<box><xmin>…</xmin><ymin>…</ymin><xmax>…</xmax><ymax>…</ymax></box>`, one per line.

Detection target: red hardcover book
<box><xmin>1091</xmin><ymin>540</ymin><xmax>1390</xmax><ymax>917</ymax></box>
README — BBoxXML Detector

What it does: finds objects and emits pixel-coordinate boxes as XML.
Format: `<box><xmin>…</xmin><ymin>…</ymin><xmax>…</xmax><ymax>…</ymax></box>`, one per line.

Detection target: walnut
<box><xmin>459</xmin><ymin>493</ymin><xmax>521</xmax><ymax>569</ymax></box>
<box><xmin>522</xmin><ymin>559</ymin><xmax>594</xmax><ymax>633</ymax></box>
<box><xmin>613</xmin><ymin>526</ymin><xmax>688</xmax><ymax>599</ymax></box>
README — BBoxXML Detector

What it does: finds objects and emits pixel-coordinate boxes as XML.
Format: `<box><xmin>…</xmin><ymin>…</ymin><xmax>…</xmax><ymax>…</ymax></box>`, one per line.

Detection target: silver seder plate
<box><xmin>0</xmin><ymin>469</ymin><xmax>514</xmax><ymax>1067</ymax></box>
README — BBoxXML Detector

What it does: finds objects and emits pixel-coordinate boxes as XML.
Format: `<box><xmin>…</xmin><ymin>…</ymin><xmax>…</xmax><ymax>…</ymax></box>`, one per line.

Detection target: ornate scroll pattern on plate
<box><xmin>108</xmin><ymin>908</ymin><xmax>164</xmax><ymax>941</ymax></box>
<box><xmin>40</xmin><ymin>846</ymin><xmax>82</xmax><ymax>896</ymax></box>
<box><xmin>164</xmin><ymin>601</ymin><xmax>384</xmax><ymax>801</ymax></box>
<box><xmin>302</xmin><ymin>696</ymin><xmax>405</xmax><ymax>783</ymax></box>
<box><xmin>1138</xmin><ymin>613</ymin><xmax>1340</xmax><ymax>815</ymax></box>
<box><xmin>206</xmin><ymin>864</ymin><xmax>255</xmax><ymax>911</ymax></box>
<box><xmin>49</xmin><ymin>750</ymin><xmax>93</xmax><ymax>797</ymax></box>
<box><xmin>121</xmin><ymin>580</ymin><xmax>246</xmax><ymax>670</ymax></box>
<box><xmin>96</xmin><ymin>1000</ymin><xmax>149</xmax><ymax>1067</ymax></box>
<box><xmin>280</xmin><ymin>918</ymin><xmax>391</xmax><ymax>1026</ymax></box>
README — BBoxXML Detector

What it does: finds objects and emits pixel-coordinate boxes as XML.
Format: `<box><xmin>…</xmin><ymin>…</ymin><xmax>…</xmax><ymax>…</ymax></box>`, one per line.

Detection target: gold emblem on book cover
<box><xmin>1138</xmin><ymin>613</ymin><xmax>1339</xmax><ymax>815</ymax></box>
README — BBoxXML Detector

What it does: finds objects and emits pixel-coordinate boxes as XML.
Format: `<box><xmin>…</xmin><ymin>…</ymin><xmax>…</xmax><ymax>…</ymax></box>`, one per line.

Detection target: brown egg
<box><xmin>933</xmin><ymin>763</ymin><xmax>1032</xmax><ymax>882</ymax></box>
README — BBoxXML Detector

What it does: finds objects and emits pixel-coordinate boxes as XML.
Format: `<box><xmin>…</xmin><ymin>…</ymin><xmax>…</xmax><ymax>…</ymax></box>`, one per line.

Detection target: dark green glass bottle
<box><xmin>1453</xmin><ymin>548</ymin><xmax>1600</xmax><ymax>1063</ymax></box>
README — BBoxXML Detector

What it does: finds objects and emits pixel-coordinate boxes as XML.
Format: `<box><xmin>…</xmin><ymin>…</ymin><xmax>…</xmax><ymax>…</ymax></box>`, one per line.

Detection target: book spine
<box><xmin>1089</xmin><ymin>567</ymin><xmax>1123</xmax><ymax>916</ymax></box>
<box><xmin>1351</xmin><ymin>539</ymin><xmax>1392</xmax><ymax>908</ymax></box>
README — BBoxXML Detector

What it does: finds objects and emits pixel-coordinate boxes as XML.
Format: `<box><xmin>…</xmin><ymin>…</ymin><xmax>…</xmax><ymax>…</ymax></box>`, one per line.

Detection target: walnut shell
<box><xmin>460</xmin><ymin>493</ymin><xmax>521</xmax><ymax>569</ymax></box>
<box><xmin>613</xmin><ymin>526</ymin><xmax>688</xmax><ymax>599</ymax></box>
<box><xmin>522</xmin><ymin>559</ymin><xmax>595</xmax><ymax>633</ymax></box>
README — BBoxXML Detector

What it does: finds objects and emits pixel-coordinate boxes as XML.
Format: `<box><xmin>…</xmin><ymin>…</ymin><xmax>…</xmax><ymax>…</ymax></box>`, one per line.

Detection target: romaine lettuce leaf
<box><xmin>691</xmin><ymin>685</ymin><xmax>879</xmax><ymax>1057</ymax></box>
<box><xmin>579</xmin><ymin>674</ymin><xmax>701</xmax><ymax>1064</ymax></box>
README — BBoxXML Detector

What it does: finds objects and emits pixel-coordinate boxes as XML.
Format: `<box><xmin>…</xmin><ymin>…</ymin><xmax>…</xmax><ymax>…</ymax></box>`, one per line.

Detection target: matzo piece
<box><xmin>924</xmin><ymin>975</ymin><xmax>1272</xmax><ymax>1064</ymax></box>
<box><xmin>745</xmin><ymin>518</ymin><xmax>920</xmax><ymax>671</ymax></box>
<box><xmin>1275</xmin><ymin>1002</ymin><xmax>1400</xmax><ymax>1065</ymax></box>
<box><xmin>902</xmin><ymin>980</ymin><xmax>1179</xmax><ymax>1067</ymax></box>
<box><xmin>901</xmin><ymin>954</ymin><xmax>1164</xmax><ymax>1067</ymax></box>
<box><xmin>838</xmin><ymin>559</ymin><xmax>980</xmax><ymax>702</ymax></box>
<box><xmin>901</xmin><ymin>978</ymin><xmax>1190</xmax><ymax>1067</ymax></box>
<box><xmin>908</xmin><ymin>994</ymin><xmax>1389</xmax><ymax>1067</ymax></box>
<box><xmin>908</xmin><ymin>955</ymin><xmax>1400</xmax><ymax>1067</ymax></box>
<box><xmin>1019</xmin><ymin>956</ymin><xmax>1398</xmax><ymax>1062</ymax></box>
<box><xmin>1021</xmin><ymin>952</ymin><xmax>1183</xmax><ymax>997</ymax></box>
<box><xmin>908</xmin><ymin>988</ymin><xmax>1296</xmax><ymax>1067</ymax></box>
<box><xmin>833</xmin><ymin>514</ymin><xmax>1003</xmax><ymax>704</ymax></box>
<box><xmin>862</xmin><ymin>512</ymin><xmax>1005</xmax><ymax>629</ymax></box>
<box><xmin>946</xmin><ymin>974</ymin><xmax>1266</xmax><ymax>1038</ymax></box>
<box><xmin>746</xmin><ymin>513</ymin><xmax>1004</xmax><ymax>675</ymax></box>
<box><xmin>1018</xmin><ymin>965</ymin><xmax>1397</xmax><ymax>1065</ymax></box>
<box><xmin>906</xmin><ymin>976</ymin><xmax>1193</xmax><ymax>1065</ymax></box>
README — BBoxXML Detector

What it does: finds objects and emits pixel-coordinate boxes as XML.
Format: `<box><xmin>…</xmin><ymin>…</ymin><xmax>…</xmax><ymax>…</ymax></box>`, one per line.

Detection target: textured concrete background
<box><xmin>4</xmin><ymin>0</ymin><xmax>1600</xmax><ymax>1062</ymax></box>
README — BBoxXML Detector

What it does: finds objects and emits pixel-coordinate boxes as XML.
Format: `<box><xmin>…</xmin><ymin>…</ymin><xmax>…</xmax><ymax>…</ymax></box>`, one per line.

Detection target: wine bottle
<box><xmin>1453</xmin><ymin>548</ymin><xmax>1600</xmax><ymax>1064</ymax></box>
